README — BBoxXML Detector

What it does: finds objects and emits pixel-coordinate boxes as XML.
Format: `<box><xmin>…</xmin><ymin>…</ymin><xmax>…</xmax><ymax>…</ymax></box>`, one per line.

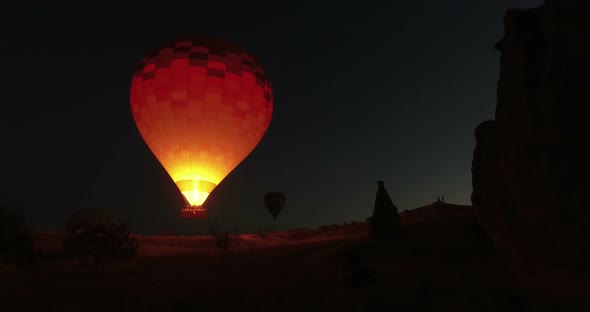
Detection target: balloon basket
<box><xmin>181</xmin><ymin>207</ymin><xmax>207</xmax><ymax>219</ymax></box>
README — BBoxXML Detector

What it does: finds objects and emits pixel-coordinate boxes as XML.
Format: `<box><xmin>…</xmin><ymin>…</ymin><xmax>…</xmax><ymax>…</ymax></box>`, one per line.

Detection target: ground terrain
<box><xmin>0</xmin><ymin>203</ymin><xmax>526</xmax><ymax>311</ymax></box>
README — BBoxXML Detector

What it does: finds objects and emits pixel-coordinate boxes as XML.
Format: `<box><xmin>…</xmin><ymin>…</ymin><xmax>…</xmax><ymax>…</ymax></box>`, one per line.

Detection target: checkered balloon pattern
<box><xmin>130</xmin><ymin>37</ymin><xmax>273</xmax><ymax>210</ymax></box>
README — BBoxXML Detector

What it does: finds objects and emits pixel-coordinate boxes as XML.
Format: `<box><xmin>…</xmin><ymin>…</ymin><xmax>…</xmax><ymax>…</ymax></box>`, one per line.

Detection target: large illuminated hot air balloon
<box><xmin>130</xmin><ymin>36</ymin><xmax>273</xmax><ymax>219</ymax></box>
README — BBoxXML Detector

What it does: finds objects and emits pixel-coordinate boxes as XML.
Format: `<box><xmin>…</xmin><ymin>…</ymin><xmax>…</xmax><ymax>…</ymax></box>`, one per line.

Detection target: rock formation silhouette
<box><xmin>369</xmin><ymin>180</ymin><xmax>401</xmax><ymax>243</ymax></box>
<box><xmin>472</xmin><ymin>0</ymin><xmax>590</xmax><ymax>309</ymax></box>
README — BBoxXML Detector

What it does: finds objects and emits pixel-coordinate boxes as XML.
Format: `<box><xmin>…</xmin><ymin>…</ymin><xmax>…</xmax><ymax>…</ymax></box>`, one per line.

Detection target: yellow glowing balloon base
<box><xmin>180</xmin><ymin>190</ymin><xmax>211</xmax><ymax>207</ymax></box>
<box><xmin>181</xmin><ymin>205</ymin><xmax>207</xmax><ymax>219</ymax></box>
<box><xmin>176</xmin><ymin>179</ymin><xmax>217</xmax><ymax>205</ymax></box>
<box><xmin>177</xmin><ymin>179</ymin><xmax>214</xmax><ymax>219</ymax></box>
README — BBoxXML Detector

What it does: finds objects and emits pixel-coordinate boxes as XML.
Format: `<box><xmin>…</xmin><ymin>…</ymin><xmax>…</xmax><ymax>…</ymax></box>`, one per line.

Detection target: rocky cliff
<box><xmin>369</xmin><ymin>180</ymin><xmax>400</xmax><ymax>243</ymax></box>
<box><xmin>472</xmin><ymin>0</ymin><xmax>590</xmax><ymax>309</ymax></box>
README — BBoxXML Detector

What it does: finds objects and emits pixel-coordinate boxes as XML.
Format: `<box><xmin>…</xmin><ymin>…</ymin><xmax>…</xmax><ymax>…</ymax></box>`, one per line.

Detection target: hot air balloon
<box><xmin>130</xmin><ymin>36</ymin><xmax>273</xmax><ymax>219</ymax></box>
<box><xmin>264</xmin><ymin>191</ymin><xmax>286</xmax><ymax>220</ymax></box>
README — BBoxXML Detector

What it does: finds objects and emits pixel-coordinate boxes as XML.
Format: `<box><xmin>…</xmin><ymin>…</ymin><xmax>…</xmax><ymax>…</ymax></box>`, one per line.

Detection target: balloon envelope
<box><xmin>264</xmin><ymin>191</ymin><xmax>286</xmax><ymax>220</ymax></box>
<box><xmin>130</xmin><ymin>36</ymin><xmax>273</xmax><ymax>218</ymax></box>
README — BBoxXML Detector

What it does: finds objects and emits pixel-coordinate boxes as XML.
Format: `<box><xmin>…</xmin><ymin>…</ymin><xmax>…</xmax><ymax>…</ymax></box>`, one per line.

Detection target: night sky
<box><xmin>1</xmin><ymin>0</ymin><xmax>543</xmax><ymax>234</ymax></box>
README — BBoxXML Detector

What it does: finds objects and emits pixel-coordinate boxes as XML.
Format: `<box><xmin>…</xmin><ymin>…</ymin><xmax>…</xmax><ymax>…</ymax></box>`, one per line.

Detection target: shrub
<box><xmin>209</xmin><ymin>221</ymin><xmax>238</xmax><ymax>255</ymax></box>
<box><xmin>63</xmin><ymin>208</ymin><xmax>138</xmax><ymax>264</ymax></box>
<box><xmin>0</xmin><ymin>203</ymin><xmax>36</xmax><ymax>267</ymax></box>
<box><xmin>256</xmin><ymin>224</ymin><xmax>273</xmax><ymax>247</ymax></box>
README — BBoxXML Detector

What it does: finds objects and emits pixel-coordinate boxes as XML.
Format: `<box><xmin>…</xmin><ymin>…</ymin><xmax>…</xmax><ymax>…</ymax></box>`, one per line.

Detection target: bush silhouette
<box><xmin>256</xmin><ymin>224</ymin><xmax>273</xmax><ymax>247</ymax></box>
<box><xmin>63</xmin><ymin>208</ymin><xmax>138</xmax><ymax>264</ymax></box>
<box><xmin>0</xmin><ymin>203</ymin><xmax>36</xmax><ymax>267</ymax></box>
<box><xmin>209</xmin><ymin>221</ymin><xmax>238</xmax><ymax>255</ymax></box>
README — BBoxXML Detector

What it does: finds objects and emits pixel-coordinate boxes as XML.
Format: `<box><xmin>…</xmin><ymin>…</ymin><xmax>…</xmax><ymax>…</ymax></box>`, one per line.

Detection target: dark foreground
<box><xmin>1</xmin><ymin>204</ymin><xmax>527</xmax><ymax>311</ymax></box>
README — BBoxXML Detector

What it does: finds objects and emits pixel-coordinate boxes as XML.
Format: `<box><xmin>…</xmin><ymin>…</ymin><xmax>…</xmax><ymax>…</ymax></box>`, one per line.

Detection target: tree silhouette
<box><xmin>256</xmin><ymin>224</ymin><xmax>273</xmax><ymax>247</ymax></box>
<box><xmin>209</xmin><ymin>221</ymin><xmax>238</xmax><ymax>256</ymax></box>
<box><xmin>63</xmin><ymin>208</ymin><xmax>138</xmax><ymax>265</ymax></box>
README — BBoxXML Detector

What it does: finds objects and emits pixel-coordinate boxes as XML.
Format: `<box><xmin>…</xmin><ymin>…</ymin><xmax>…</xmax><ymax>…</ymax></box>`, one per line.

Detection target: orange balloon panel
<box><xmin>130</xmin><ymin>37</ymin><xmax>273</xmax><ymax>211</ymax></box>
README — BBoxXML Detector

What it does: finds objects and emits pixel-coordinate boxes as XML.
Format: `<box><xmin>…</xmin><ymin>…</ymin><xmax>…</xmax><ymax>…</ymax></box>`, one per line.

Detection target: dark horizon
<box><xmin>1</xmin><ymin>0</ymin><xmax>544</xmax><ymax>234</ymax></box>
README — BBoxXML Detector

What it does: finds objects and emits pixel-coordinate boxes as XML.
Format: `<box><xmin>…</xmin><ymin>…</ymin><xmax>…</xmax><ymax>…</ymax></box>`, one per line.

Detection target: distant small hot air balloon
<box><xmin>264</xmin><ymin>191</ymin><xmax>286</xmax><ymax>220</ymax></box>
<box><xmin>130</xmin><ymin>36</ymin><xmax>273</xmax><ymax>219</ymax></box>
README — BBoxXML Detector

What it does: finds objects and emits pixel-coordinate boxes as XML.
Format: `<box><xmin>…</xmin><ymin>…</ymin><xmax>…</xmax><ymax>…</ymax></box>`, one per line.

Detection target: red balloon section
<box><xmin>130</xmin><ymin>37</ymin><xmax>273</xmax><ymax>218</ymax></box>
